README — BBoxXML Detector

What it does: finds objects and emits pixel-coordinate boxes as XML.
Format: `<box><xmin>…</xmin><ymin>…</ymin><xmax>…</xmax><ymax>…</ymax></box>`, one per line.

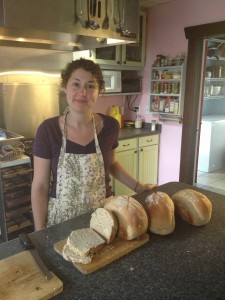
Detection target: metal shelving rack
<box><xmin>0</xmin><ymin>155</ymin><xmax>34</xmax><ymax>241</ymax></box>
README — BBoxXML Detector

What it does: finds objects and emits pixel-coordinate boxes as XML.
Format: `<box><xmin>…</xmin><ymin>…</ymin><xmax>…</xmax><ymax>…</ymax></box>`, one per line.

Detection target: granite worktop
<box><xmin>0</xmin><ymin>182</ymin><xmax>224</xmax><ymax>299</ymax></box>
<box><xmin>118</xmin><ymin>123</ymin><xmax>162</xmax><ymax>140</ymax></box>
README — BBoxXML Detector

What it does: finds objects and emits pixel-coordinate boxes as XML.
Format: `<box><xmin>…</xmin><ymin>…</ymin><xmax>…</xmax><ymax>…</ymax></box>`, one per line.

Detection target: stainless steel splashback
<box><xmin>0</xmin><ymin>83</ymin><xmax>60</xmax><ymax>138</ymax></box>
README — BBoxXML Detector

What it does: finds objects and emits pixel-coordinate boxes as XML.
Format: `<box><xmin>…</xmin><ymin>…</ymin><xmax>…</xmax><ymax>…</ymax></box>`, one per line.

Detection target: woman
<box><xmin>31</xmin><ymin>58</ymin><xmax>156</xmax><ymax>231</ymax></box>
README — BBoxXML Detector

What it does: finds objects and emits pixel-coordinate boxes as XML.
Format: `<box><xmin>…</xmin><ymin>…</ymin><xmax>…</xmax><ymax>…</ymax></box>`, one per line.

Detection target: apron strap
<box><xmin>62</xmin><ymin>110</ymin><xmax>101</xmax><ymax>154</ymax></box>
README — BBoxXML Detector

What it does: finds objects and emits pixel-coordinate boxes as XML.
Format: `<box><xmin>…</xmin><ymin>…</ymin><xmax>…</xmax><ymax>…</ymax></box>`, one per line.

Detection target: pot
<box><xmin>207</xmin><ymin>47</ymin><xmax>222</xmax><ymax>59</ymax></box>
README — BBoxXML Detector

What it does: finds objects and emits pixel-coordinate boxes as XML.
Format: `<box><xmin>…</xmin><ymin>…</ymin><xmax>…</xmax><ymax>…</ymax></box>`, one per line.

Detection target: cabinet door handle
<box><xmin>146</xmin><ymin>139</ymin><xmax>153</xmax><ymax>143</ymax></box>
<box><xmin>134</xmin><ymin>150</ymin><xmax>137</xmax><ymax>153</ymax></box>
<box><xmin>140</xmin><ymin>148</ymin><xmax>143</xmax><ymax>152</ymax></box>
<box><xmin>122</xmin><ymin>143</ymin><xmax>130</xmax><ymax>147</ymax></box>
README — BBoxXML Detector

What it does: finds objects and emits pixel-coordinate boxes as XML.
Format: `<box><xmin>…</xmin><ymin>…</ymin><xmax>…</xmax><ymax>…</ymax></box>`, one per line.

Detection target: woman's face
<box><xmin>63</xmin><ymin>68</ymin><xmax>99</xmax><ymax>114</ymax></box>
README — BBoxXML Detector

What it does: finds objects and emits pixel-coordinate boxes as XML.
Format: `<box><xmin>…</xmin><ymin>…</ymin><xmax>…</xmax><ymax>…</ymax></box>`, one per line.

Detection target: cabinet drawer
<box><xmin>117</xmin><ymin>138</ymin><xmax>137</xmax><ymax>152</ymax></box>
<box><xmin>139</xmin><ymin>135</ymin><xmax>159</xmax><ymax>147</ymax></box>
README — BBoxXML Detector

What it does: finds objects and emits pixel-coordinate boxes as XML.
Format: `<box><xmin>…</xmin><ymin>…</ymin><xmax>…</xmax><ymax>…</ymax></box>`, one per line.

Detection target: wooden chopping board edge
<box><xmin>0</xmin><ymin>251</ymin><xmax>63</xmax><ymax>300</ymax></box>
<box><xmin>54</xmin><ymin>233</ymin><xmax>149</xmax><ymax>274</ymax></box>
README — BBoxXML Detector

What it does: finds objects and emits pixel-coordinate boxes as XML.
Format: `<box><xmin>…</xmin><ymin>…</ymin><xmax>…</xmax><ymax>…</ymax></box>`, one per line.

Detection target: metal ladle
<box><xmin>102</xmin><ymin>0</ymin><xmax>109</xmax><ymax>29</ymax></box>
<box><xmin>78</xmin><ymin>0</ymin><xmax>89</xmax><ymax>28</ymax></box>
<box><xmin>111</xmin><ymin>0</ymin><xmax>120</xmax><ymax>33</ymax></box>
<box><xmin>89</xmin><ymin>0</ymin><xmax>100</xmax><ymax>30</ymax></box>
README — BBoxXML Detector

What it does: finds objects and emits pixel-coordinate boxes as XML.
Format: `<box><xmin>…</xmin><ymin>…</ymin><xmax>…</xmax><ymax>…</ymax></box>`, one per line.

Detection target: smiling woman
<box><xmin>31</xmin><ymin>58</ymin><xmax>157</xmax><ymax>231</ymax></box>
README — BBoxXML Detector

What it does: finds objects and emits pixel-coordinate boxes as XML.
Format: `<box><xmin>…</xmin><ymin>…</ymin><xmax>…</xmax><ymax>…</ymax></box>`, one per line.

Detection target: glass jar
<box><xmin>172</xmin><ymin>82</ymin><xmax>179</xmax><ymax>94</ymax></box>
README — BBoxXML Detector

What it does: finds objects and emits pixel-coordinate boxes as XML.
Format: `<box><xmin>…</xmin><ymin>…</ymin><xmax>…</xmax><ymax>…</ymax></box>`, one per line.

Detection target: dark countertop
<box><xmin>0</xmin><ymin>182</ymin><xmax>224</xmax><ymax>300</ymax></box>
<box><xmin>119</xmin><ymin>123</ymin><xmax>162</xmax><ymax>140</ymax></box>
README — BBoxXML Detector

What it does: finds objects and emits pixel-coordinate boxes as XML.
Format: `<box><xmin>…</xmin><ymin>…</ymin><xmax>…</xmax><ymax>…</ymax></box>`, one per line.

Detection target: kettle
<box><xmin>109</xmin><ymin>105</ymin><xmax>122</xmax><ymax>128</ymax></box>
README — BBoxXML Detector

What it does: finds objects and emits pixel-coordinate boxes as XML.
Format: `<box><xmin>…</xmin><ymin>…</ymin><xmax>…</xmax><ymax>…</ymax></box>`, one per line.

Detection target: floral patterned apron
<box><xmin>46</xmin><ymin>111</ymin><xmax>106</xmax><ymax>226</ymax></box>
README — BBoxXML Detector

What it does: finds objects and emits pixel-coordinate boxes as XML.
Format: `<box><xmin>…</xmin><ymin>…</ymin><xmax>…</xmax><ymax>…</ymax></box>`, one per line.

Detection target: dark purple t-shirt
<box><xmin>33</xmin><ymin>113</ymin><xmax>119</xmax><ymax>198</ymax></box>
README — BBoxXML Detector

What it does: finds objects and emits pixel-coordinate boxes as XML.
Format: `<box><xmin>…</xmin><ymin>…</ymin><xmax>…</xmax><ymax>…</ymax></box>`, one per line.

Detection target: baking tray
<box><xmin>0</xmin><ymin>128</ymin><xmax>24</xmax><ymax>147</ymax></box>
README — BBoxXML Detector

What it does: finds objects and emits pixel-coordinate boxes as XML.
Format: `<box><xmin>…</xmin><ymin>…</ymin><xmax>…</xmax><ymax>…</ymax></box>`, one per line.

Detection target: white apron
<box><xmin>46</xmin><ymin>112</ymin><xmax>106</xmax><ymax>226</ymax></box>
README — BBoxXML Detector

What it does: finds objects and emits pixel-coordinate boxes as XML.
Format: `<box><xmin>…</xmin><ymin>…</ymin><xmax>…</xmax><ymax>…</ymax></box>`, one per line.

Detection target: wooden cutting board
<box><xmin>0</xmin><ymin>251</ymin><xmax>63</xmax><ymax>300</ymax></box>
<box><xmin>54</xmin><ymin>233</ymin><xmax>149</xmax><ymax>274</ymax></box>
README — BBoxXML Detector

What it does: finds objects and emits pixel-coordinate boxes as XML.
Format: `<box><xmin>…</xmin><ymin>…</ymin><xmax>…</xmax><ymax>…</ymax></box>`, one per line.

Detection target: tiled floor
<box><xmin>195</xmin><ymin>168</ymin><xmax>225</xmax><ymax>195</ymax></box>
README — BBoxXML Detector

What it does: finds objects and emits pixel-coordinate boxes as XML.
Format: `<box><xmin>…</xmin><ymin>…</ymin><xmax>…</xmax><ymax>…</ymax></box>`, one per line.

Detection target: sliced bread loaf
<box><xmin>62</xmin><ymin>243</ymin><xmax>93</xmax><ymax>264</ymax></box>
<box><xmin>104</xmin><ymin>195</ymin><xmax>148</xmax><ymax>240</ymax></box>
<box><xmin>64</xmin><ymin>228</ymin><xmax>105</xmax><ymax>261</ymax></box>
<box><xmin>90</xmin><ymin>208</ymin><xmax>118</xmax><ymax>244</ymax></box>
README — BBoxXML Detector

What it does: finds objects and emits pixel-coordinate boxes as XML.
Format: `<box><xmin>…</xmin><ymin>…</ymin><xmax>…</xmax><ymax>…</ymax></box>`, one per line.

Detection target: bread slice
<box><xmin>145</xmin><ymin>192</ymin><xmax>175</xmax><ymax>235</ymax></box>
<box><xmin>65</xmin><ymin>228</ymin><xmax>105</xmax><ymax>258</ymax></box>
<box><xmin>90</xmin><ymin>208</ymin><xmax>118</xmax><ymax>244</ymax></box>
<box><xmin>62</xmin><ymin>244</ymin><xmax>93</xmax><ymax>264</ymax></box>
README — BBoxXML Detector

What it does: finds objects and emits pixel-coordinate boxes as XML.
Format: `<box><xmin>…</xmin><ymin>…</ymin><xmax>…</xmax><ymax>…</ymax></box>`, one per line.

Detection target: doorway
<box><xmin>179</xmin><ymin>20</ymin><xmax>225</xmax><ymax>195</ymax></box>
<box><xmin>196</xmin><ymin>38</ymin><xmax>225</xmax><ymax>194</ymax></box>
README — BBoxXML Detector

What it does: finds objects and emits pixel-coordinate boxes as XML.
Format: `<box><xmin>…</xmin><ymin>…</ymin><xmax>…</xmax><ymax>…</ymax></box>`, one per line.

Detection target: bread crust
<box><xmin>145</xmin><ymin>192</ymin><xmax>175</xmax><ymax>235</ymax></box>
<box><xmin>90</xmin><ymin>208</ymin><xmax>118</xmax><ymax>244</ymax></box>
<box><xmin>172</xmin><ymin>189</ymin><xmax>212</xmax><ymax>226</ymax></box>
<box><xmin>104</xmin><ymin>195</ymin><xmax>148</xmax><ymax>240</ymax></box>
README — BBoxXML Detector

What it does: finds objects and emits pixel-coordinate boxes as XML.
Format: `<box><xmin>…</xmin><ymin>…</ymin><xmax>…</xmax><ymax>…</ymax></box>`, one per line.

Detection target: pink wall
<box><xmin>141</xmin><ymin>0</ymin><xmax>225</xmax><ymax>184</ymax></box>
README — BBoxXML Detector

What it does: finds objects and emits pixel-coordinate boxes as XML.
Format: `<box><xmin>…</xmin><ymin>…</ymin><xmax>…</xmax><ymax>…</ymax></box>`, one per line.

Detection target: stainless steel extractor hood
<box><xmin>0</xmin><ymin>0</ymin><xmax>140</xmax><ymax>51</ymax></box>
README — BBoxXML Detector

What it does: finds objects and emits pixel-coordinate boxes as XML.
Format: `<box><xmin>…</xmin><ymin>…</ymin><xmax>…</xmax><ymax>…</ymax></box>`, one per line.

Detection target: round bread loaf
<box><xmin>172</xmin><ymin>189</ymin><xmax>212</xmax><ymax>226</ymax></box>
<box><xmin>104</xmin><ymin>195</ymin><xmax>148</xmax><ymax>240</ymax></box>
<box><xmin>145</xmin><ymin>192</ymin><xmax>175</xmax><ymax>235</ymax></box>
<box><xmin>90</xmin><ymin>208</ymin><xmax>118</xmax><ymax>244</ymax></box>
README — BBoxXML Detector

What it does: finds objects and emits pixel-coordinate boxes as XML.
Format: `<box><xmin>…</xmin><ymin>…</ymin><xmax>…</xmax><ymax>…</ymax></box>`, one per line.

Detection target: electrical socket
<box><xmin>145</xmin><ymin>105</ymin><xmax>150</xmax><ymax>114</ymax></box>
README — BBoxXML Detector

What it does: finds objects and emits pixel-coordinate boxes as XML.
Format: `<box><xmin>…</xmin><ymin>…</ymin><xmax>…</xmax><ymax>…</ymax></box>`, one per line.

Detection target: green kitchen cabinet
<box><xmin>113</xmin><ymin>134</ymin><xmax>159</xmax><ymax>196</ymax></box>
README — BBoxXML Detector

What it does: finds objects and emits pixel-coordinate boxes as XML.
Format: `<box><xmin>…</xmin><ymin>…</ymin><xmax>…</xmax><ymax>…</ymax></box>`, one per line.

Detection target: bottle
<box><xmin>120</xmin><ymin>106</ymin><xmax>124</xmax><ymax>128</ymax></box>
<box><xmin>165</xmin><ymin>97</ymin><xmax>170</xmax><ymax>113</ymax></box>
<box><xmin>151</xmin><ymin>120</ymin><xmax>156</xmax><ymax>131</ymax></box>
<box><xmin>174</xmin><ymin>100</ymin><xmax>179</xmax><ymax>114</ymax></box>
<box><xmin>135</xmin><ymin>114</ymin><xmax>142</xmax><ymax>129</ymax></box>
<box><xmin>115</xmin><ymin>113</ymin><xmax>122</xmax><ymax>128</ymax></box>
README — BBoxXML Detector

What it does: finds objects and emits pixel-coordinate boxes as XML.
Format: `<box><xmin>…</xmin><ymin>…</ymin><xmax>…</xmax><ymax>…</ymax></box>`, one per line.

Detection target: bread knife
<box><xmin>19</xmin><ymin>232</ymin><xmax>53</xmax><ymax>280</ymax></box>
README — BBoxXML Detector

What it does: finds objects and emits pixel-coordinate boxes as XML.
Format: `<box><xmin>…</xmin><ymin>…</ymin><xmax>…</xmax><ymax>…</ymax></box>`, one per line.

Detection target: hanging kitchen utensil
<box><xmin>98</xmin><ymin>0</ymin><xmax>101</xmax><ymax>18</ymax></box>
<box><xmin>78</xmin><ymin>0</ymin><xmax>89</xmax><ymax>28</ymax></box>
<box><xmin>111</xmin><ymin>0</ymin><xmax>120</xmax><ymax>32</ymax></box>
<box><xmin>102</xmin><ymin>0</ymin><xmax>109</xmax><ymax>29</ymax></box>
<box><xmin>88</xmin><ymin>0</ymin><xmax>100</xmax><ymax>30</ymax></box>
<box><xmin>74</xmin><ymin>0</ymin><xmax>78</xmax><ymax>23</ymax></box>
<box><xmin>120</xmin><ymin>0</ymin><xmax>126</xmax><ymax>33</ymax></box>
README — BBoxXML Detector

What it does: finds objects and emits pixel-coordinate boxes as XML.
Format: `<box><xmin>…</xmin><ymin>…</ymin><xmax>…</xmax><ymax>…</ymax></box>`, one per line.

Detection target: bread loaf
<box><xmin>90</xmin><ymin>208</ymin><xmax>118</xmax><ymax>244</ymax></box>
<box><xmin>104</xmin><ymin>195</ymin><xmax>148</xmax><ymax>240</ymax></box>
<box><xmin>62</xmin><ymin>228</ymin><xmax>105</xmax><ymax>264</ymax></box>
<box><xmin>145</xmin><ymin>192</ymin><xmax>175</xmax><ymax>235</ymax></box>
<box><xmin>172</xmin><ymin>189</ymin><xmax>212</xmax><ymax>226</ymax></box>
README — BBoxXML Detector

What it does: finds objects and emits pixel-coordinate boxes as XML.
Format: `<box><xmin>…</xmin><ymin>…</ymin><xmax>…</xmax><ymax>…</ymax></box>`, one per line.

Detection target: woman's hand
<box><xmin>135</xmin><ymin>182</ymin><xmax>157</xmax><ymax>193</ymax></box>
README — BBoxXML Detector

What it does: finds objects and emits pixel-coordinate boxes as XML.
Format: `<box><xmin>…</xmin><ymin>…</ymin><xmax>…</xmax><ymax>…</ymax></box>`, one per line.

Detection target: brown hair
<box><xmin>60</xmin><ymin>58</ymin><xmax>105</xmax><ymax>93</ymax></box>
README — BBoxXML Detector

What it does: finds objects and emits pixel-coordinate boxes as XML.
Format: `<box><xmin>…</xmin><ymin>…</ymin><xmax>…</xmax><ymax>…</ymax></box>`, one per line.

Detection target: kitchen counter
<box><xmin>0</xmin><ymin>182</ymin><xmax>224</xmax><ymax>299</ymax></box>
<box><xmin>119</xmin><ymin>123</ymin><xmax>162</xmax><ymax>140</ymax></box>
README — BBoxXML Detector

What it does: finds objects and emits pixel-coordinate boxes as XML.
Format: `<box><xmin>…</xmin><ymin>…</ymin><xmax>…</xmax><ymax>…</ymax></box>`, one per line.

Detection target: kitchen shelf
<box><xmin>149</xmin><ymin>62</ymin><xmax>186</xmax><ymax>117</ymax></box>
<box><xmin>100</xmin><ymin>92</ymin><xmax>142</xmax><ymax>97</ymax></box>
<box><xmin>204</xmin><ymin>95</ymin><xmax>225</xmax><ymax>100</ymax></box>
<box><xmin>150</xmin><ymin>93</ymin><xmax>180</xmax><ymax>97</ymax></box>
<box><xmin>205</xmin><ymin>78</ymin><xmax>225</xmax><ymax>82</ymax></box>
